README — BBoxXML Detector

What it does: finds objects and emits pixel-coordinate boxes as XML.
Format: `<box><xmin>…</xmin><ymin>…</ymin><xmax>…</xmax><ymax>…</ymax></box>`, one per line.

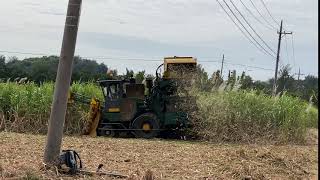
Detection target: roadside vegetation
<box><xmin>0</xmin><ymin>81</ymin><xmax>317</xmax><ymax>144</ymax></box>
<box><xmin>0</xmin><ymin>55</ymin><xmax>318</xmax><ymax>143</ymax></box>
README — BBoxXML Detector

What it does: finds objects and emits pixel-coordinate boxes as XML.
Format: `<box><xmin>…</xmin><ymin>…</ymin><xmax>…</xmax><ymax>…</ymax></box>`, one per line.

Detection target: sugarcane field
<box><xmin>0</xmin><ymin>0</ymin><xmax>318</xmax><ymax>179</ymax></box>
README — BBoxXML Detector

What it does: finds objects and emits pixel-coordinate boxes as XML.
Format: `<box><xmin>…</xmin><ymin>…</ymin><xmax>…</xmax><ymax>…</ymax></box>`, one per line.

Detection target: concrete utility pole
<box><xmin>220</xmin><ymin>54</ymin><xmax>225</xmax><ymax>77</ymax></box>
<box><xmin>295</xmin><ymin>68</ymin><xmax>304</xmax><ymax>88</ymax></box>
<box><xmin>44</xmin><ymin>0</ymin><xmax>82</xmax><ymax>164</ymax></box>
<box><xmin>293</xmin><ymin>68</ymin><xmax>305</xmax><ymax>91</ymax></box>
<box><xmin>272</xmin><ymin>20</ymin><xmax>292</xmax><ymax>96</ymax></box>
<box><xmin>296</xmin><ymin>68</ymin><xmax>305</xmax><ymax>81</ymax></box>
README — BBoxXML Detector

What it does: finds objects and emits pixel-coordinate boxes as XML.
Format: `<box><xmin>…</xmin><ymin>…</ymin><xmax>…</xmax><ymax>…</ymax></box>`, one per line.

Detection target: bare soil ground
<box><xmin>0</xmin><ymin>130</ymin><xmax>318</xmax><ymax>180</ymax></box>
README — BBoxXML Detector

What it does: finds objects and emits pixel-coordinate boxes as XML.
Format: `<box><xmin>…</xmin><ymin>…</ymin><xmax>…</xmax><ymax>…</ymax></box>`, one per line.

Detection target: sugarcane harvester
<box><xmin>68</xmin><ymin>56</ymin><xmax>197</xmax><ymax>138</ymax></box>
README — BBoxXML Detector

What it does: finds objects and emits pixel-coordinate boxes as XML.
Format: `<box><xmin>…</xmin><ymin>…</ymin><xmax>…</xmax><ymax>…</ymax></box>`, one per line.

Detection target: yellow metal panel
<box><xmin>163</xmin><ymin>57</ymin><xmax>197</xmax><ymax>76</ymax></box>
<box><xmin>87</xmin><ymin>99</ymin><xmax>101</xmax><ymax>137</ymax></box>
<box><xmin>163</xmin><ymin>57</ymin><xmax>196</xmax><ymax>71</ymax></box>
<box><xmin>88</xmin><ymin>111</ymin><xmax>100</xmax><ymax>137</ymax></box>
<box><xmin>67</xmin><ymin>91</ymin><xmax>74</xmax><ymax>103</ymax></box>
<box><xmin>108</xmin><ymin>108</ymin><xmax>120</xmax><ymax>112</ymax></box>
<box><xmin>164</xmin><ymin>57</ymin><xmax>197</xmax><ymax>64</ymax></box>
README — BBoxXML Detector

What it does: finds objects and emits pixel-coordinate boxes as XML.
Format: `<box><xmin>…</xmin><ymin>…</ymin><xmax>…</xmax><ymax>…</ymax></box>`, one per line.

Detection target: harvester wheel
<box><xmin>132</xmin><ymin>113</ymin><xmax>160</xmax><ymax>139</ymax></box>
<box><xmin>98</xmin><ymin>125</ymin><xmax>118</xmax><ymax>137</ymax></box>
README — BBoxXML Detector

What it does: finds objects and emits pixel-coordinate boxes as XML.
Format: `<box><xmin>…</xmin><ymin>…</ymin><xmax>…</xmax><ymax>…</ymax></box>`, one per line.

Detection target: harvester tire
<box><xmin>98</xmin><ymin>125</ymin><xmax>118</xmax><ymax>137</ymax></box>
<box><xmin>132</xmin><ymin>113</ymin><xmax>160</xmax><ymax>139</ymax></box>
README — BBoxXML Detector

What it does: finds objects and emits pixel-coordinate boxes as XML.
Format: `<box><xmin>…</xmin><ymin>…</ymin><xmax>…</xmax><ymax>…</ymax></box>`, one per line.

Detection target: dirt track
<box><xmin>0</xmin><ymin>131</ymin><xmax>318</xmax><ymax>179</ymax></box>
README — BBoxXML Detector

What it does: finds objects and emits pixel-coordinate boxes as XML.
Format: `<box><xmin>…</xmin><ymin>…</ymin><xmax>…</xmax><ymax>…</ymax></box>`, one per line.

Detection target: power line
<box><xmin>0</xmin><ymin>49</ymin><xmax>275</xmax><ymax>72</ymax></box>
<box><xmin>0</xmin><ymin>50</ymin><xmax>160</xmax><ymax>62</ymax></box>
<box><xmin>216</xmin><ymin>0</ymin><xmax>268</xmax><ymax>57</ymax></box>
<box><xmin>259</xmin><ymin>0</ymin><xmax>280</xmax><ymax>26</ymax></box>
<box><xmin>229</xmin><ymin>0</ymin><xmax>276</xmax><ymax>54</ymax></box>
<box><xmin>239</xmin><ymin>0</ymin><xmax>275</xmax><ymax>31</ymax></box>
<box><xmin>284</xmin><ymin>34</ymin><xmax>290</xmax><ymax>66</ymax></box>
<box><xmin>183</xmin><ymin>60</ymin><xmax>274</xmax><ymax>72</ymax></box>
<box><xmin>216</xmin><ymin>0</ymin><xmax>270</xmax><ymax>57</ymax></box>
<box><xmin>0</xmin><ymin>49</ymin><xmax>223</xmax><ymax>62</ymax></box>
<box><xmin>83</xmin><ymin>56</ymin><xmax>160</xmax><ymax>62</ymax></box>
<box><xmin>198</xmin><ymin>58</ymin><xmax>274</xmax><ymax>71</ymax></box>
<box><xmin>219</xmin><ymin>0</ymin><xmax>276</xmax><ymax>58</ymax></box>
<box><xmin>0</xmin><ymin>50</ymin><xmax>49</xmax><ymax>56</ymax></box>
<box><xmin>0</xmin><ymin>50</ymin><xmax>226</xmax><ymax>62</ymax></box>
<box><xmin>224</xmin><ymin>62</ymin><xmax>274</xmax><ymax>71</ymax></box>
<box><xmin>248</xmin><ymin>0</ymin><xmax>278</xmax><ymax>30</ymax></box>
<box><xmin>291</xmin><ymin>34</ymin><xmax>296</xmax><ymax>72</ymax></box>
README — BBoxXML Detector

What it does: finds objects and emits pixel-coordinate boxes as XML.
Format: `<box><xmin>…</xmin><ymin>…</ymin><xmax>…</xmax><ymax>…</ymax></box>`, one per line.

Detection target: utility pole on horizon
<box><xmin>273</xmin><ymin>20</ymin><xmax>292</xmax><ymax>96</ymax></box>
<box><xmin>44</xmin><ymin>0</ymin><xmax>82</xmax><ymax>165</ymax></box>
<box><xmin>296</xmin><ymin>68</ymin><xmax>305</xmax><ymax>81</ymax></box>
<box><xmin>220</xmin><ymin>54</ymin><xmax>225</xmax><ymax>78</ymax></box>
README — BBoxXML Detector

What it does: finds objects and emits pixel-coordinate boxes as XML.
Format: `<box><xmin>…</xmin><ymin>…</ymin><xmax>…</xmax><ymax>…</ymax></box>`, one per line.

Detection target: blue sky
<box><xmin>0</xmin><ymin>0</ymin><xmax>318</xmax><ymax>80</ymax></box>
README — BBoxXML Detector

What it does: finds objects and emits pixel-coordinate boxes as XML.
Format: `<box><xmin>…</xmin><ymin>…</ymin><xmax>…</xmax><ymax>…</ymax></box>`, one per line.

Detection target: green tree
<box><xmin>106</xmin><ymin>69</ymin><xmax>118</xmax><ymax>79</ymax></box>
<box><xmin>252</xmin><ymin>80</ymin><xmax>272</xmax><ymax>94</ymax></box>
<box><xmin>0</xmin><ymin>55</ymin><xmax>6</xmax><ymax>79</ymax></box>
<box><xmin>72</xmin><ymin>56</ymin><xmax>109</xmax><ymax>82</ymax></box>
<box><xmin>122</xmin><ymin>68</ymin><xmax>134</xmax><ymax>79</ymax></box>
<box><xmin>226</xmin><ymin>70</ymin><xmax>237</xmax><ymax>90</ymax></box>
<box><xmin>5</xmin><ymin>57</ymin><xmax>29</xmax><ymax>80</ymax></box>
<box><xmin>195</xmin><ymin>65</ymin><xmax>213</xmax><ymax>91</ymax></box>
<box><xmin>3</xmin><ymin>56</ymin><xmax>109</xmax><ymax>83</ymax></box>
<box><xmin>210</xmin><ymin>70</ymin><xmax>223</xmax><ymax>89</ymax></box>
<box><xmin>239</xmin><ymin>72</ymin><xmax>253</xmax><ymax>89</ymax></box>
<box><xmin>277</xmin><ymin>65</ymin><xmax>295</xmax><ymax>95</ymax></box>
<box><xmin>30</xmin><ymin>56</ymin><xmax>58</xmax><ymax>83</ymax></box>
<box><xmin>301</xmin><ymin>75</ymin><xmax>318</xmax><ymax>105</ymax></box>
<box><xmin>135</xmin><ymin>70</ymin><xmax>145</xmax><ymax>83</ymax></box>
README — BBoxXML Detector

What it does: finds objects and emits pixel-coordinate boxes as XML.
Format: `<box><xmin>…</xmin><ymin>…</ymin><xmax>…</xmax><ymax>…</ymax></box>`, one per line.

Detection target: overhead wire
<box><xmin>229</xmin><ymin>0</ymin><xmax>276</xmax><ymax>54</ymax></box>
<box><xmin>224</xmin><ymin>62</ymin><xmax>274</xmax><ymax>71</ymax></box>
<box><xmin>0</xmin><ymin>50</ymin><xmax>229</xmax><ymax>62</ymax></box>
<box><xmin>0</xmin><ymin>50</ymin><xmax>49</xmax><ymax>56</ymax></box>
<box><xmin>216</xmin><ymin>0</ymin><xmax>261</xmax><ymax>52</ymax></box>
<box><xmin>216</xmin><ymin>0</ymin><xmax>269</xmax><ymax>57</ymax></box>
<box><xmin>284</xmin><ymin>34</ymin><xmax>290</xmax><ymax>67</ymax></box>
<box><xmin>248</xmin><ymin>0</ymin><xmax>278</xmax><ymax>30</ymax></box>
<box><xmin>0</xmin><ymin>49</ymin><xmax>275</xmax><ymax>72</ymax></box>
<box><xmin>196</xmin><ymin>58</ymin><xmax>274</xmax><ymax>71</ymax></box>
<box><xmin>259</xmin><ymin>0</ymin><xmax>280</xmax><ymax>26</ymax></box>
<box><xmin>239</xmin><ymin>0</ymin><xmax>275</xmax><ymax>31</ymax></box>
<box><xmin>219</xmin><ymin>0</ymin><xmax>276</xmax><ymax>58</ymax></box>
<box><xmin>290</xmin><ymin>34</ymin><xmax>296</xmax><ymax>71</ymax></box>
<box><xmin>216</xmin><ymin>0</ymin><xmax>274</xmax><ymax>58</ymax></box>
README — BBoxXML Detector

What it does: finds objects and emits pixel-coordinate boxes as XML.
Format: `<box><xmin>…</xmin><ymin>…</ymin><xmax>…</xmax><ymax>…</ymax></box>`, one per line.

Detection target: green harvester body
<box><xmin>74</xmin><ymin>56</ymin><xmax>197</xmax><ymax>138</ymax></box>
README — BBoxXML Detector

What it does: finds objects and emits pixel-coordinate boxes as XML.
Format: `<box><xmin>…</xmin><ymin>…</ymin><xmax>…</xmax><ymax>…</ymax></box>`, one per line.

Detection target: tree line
<box><xmin>197</xmin><ymin>65</ymin><xmax>318</xmax><ymax>106</ymax></box>
<box><xmin>0</xmin><ymin>55</ymin><xmax>317</xmax><ymax>105</ymax></box>
<box><xmin>0</xmin><ymin>55</ymin><xmax>112</xmax><ymax>83</ymax></box>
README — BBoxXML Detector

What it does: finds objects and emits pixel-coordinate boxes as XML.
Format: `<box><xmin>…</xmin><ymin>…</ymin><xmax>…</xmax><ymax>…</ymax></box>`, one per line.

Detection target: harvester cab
<box><xmin>69</xmin><ymin>56</ymin><xmax>197</xmax><ymax>139</ymax></box>
<box><xmin>94</xmin><ymin>79</ymin><xmax>151</xmax><ymax>137</ymax></box>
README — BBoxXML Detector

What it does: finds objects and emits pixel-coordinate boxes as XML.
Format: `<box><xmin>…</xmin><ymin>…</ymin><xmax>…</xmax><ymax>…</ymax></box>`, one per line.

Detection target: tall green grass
<box><xmin>189</xmin><ymin>90</ymin><xmax>318</xmax><ymax>143</ymax></box>
<box><xmin>0</xmin><ymin>82</ymin><xmax>318</xmax><ymax>143</ymax></box>
<box><xmin>0</xmin><ymin>82</ymin><xmax>102</xmax><ymax>134</ymax></box>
